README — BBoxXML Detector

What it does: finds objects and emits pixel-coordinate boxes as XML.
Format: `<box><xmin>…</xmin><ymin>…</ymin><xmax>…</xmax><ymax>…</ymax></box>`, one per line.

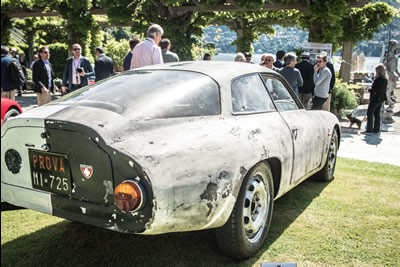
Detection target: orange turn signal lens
<box><xmin>114</xmin><ymin>180</ymin><xmax>144</xmax><ymax>212</ymax></box>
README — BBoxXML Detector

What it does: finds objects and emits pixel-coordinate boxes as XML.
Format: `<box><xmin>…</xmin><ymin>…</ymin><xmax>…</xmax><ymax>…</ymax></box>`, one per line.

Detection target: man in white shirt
<box><xmin>130</xmin><ymin>24</ymin><xmax>164</xmax><ymax>69</ymax></box>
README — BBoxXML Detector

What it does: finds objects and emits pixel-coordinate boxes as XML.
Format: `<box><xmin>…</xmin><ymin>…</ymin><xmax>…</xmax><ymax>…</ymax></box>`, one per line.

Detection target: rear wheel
<box><xmin>314</xmin><ymin>128</ymin><xmax>338</xmax><ymax>182</ymax></box>
<box><xmin>3</xmin><ymin>108</ymin><xmax>21</xmax><ymax>124</ymax></box>
<box><xmin>216</xmin><ymin>162</ymin><xmax>274</xmax><ymax>259</ymax></box>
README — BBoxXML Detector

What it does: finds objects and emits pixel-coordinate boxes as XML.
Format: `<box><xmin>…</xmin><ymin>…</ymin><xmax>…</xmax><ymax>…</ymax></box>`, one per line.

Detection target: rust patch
<box><xmin>248</xmin><ymin>128</ymin><xmax>262</xmax><ymax>139</ymax></box>
<box><xmin>200</xmin><ymin>182</ymin><xmax>218</xmax><ymax>201</ymax></box>
<box><xmin>218</xmin><ymin>171</ymin><xmax>229</xmax><ymax>180</ymax></box>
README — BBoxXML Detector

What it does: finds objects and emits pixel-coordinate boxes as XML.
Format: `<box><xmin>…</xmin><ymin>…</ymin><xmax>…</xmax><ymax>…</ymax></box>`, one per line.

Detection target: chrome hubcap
<box><xmin>243</xmin><ymin>174</ymin><xmax>270</xmax><ymax>243</ymax></box>
<box><xmin>328</xmin><ymin>131</ymin><xmax>338</xmax><ymax>176</ymax></box>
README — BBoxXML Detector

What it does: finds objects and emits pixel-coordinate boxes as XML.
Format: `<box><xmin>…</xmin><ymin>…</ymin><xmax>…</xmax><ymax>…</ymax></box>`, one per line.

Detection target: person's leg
<box><xmin>312</xmin><ymin>96</ymin><xmax>327</xmax><ymax>110</ymax></box>
<box><xmin>322</xmin><ymin>94</ymin><xmax>331</xmax><ymax>111</ymax></box>
<box><xmin>373</xmin><ymin>102</ymin><xmax>383</xmax><ymax>133</ymax></box>
<box><xmin>304</xmin><ymin>93</ymin><xmax>311</xmax><ymax>109</ymax></box>
<box><xmin>36</xmin><ymin>92</ymin><xmax>51</xmax><ymax>106</ymax></box>
<box><xmin>299</xmin><ymin>93</ymin><xmax>305</xmax><ymax>108</ymax></box>
<box><xmin>8</xmin><ymin>89</ymin><xmax>16</xmax><ymax>101</ymax></box>
<box><xmin>366</xmin><ymin>102</ymin><xmax>379</xmax><ymax>132</ymax></box>
<box><xmin>36</xmin><ymin>93</ymin><xmax>45</xmax><ymax>106</ymax></box>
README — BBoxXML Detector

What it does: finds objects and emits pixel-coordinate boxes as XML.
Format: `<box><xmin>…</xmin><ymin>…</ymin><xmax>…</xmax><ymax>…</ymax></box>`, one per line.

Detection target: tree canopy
<box><xmin>1</xmin><ymin>0</ymin><xmax>396</xmax><ymax>60</ymax></box>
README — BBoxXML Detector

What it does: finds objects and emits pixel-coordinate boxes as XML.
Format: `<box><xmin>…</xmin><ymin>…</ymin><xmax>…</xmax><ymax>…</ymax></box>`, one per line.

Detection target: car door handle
<box><xmin>291</xmin><ymin>128</ymin><xmax>298</xmax><ymax>139</ymax></box>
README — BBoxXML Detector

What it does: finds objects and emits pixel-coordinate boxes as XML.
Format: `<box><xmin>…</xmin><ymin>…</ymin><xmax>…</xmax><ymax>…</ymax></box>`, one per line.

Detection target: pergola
<box><xmin>6</xmin><ymin>0</ymin><xmax>370</xmax><ymax>82</ymax></box>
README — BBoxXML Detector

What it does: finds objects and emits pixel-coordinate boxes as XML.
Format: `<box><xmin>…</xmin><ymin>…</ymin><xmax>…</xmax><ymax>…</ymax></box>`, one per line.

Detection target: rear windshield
<box><xmin>54</xmin><ymin>70</ymin><xmax>221</xmax><ymax>120</ymax></box>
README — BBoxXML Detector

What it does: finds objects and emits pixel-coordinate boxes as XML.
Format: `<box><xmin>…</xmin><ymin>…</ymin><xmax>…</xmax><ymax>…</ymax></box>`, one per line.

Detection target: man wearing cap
<box><xmin>244</xmin><ymin>52</ymin><xmax>254</xmax><ymax>64</ymax></box>
<box><xmin>295</xmin><ymin>52</ymin><xmax>315</xmax><ymax>109</ymax></box>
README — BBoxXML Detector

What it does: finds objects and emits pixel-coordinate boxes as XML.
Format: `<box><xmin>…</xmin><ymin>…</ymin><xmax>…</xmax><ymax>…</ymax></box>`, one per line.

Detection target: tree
<box><xmin>212</xmin><ymin>10</ymin><xmax>299</xmax><ymax>53</ymax></box>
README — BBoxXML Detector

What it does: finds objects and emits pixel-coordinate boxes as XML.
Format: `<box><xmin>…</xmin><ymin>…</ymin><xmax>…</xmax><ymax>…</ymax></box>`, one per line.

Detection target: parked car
<box><xmin>1</xmin><ymin>97</ymin><xmax>23</xmax><ymax>126</ymax></box>
<box><xmin>1</xmin><ymin>62</ymin><xmax>340</xmax><ymax>259</ymax></box>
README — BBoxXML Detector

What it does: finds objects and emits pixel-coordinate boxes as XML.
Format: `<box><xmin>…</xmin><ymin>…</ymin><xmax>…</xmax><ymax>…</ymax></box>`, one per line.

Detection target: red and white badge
<box><xmin>80</xmin><ymin>164</ymin><xmax>93</xmax><ymax>179</ymax></box>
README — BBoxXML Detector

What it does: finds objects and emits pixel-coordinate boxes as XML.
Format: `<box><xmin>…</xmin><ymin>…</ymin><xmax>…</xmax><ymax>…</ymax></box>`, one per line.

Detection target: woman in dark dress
<box><xmin>365</xmin><ymin>63</ymin><xmax>388</xmax><ymax>134</ymax></box>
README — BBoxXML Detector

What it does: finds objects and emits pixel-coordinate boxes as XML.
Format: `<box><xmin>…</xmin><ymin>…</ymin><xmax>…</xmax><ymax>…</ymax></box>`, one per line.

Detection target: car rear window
<box><xmin>53</xmin><ymin>70</ymin><xmax>221</xmax><ymax>120</ymax></box>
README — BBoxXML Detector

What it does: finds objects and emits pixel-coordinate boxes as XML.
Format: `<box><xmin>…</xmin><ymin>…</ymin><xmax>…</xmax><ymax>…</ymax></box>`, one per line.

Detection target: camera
<box><xmin>76</xmin><ymin>67</ymin><xmax>83</xmax><ymax>73</ymax></box>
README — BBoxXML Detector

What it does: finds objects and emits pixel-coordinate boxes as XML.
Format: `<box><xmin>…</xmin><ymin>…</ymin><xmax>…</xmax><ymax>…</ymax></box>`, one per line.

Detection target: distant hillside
<box><xmin>201</xmin><ymin>0</ymin><xmax>399</xmax><ymax>56</ymax></box>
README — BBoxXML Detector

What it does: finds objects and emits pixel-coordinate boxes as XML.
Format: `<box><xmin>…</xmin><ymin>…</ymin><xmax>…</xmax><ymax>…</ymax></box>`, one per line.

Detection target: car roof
<box><xmin>132</xmin><ymin>61</ymin><xmax>277</xmax><ymax>85</ymax></box>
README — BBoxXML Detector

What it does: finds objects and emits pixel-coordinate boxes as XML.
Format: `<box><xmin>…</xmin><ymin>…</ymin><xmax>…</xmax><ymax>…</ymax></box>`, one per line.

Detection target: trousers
<box><xmin>366</xmin><ymin>101</ymin><xmax>384</xmax><ymax>133</ymax></box>
<box><xmin>312</xmin><ymin>96</ymin><xmax>328</xmax><ymax>110</ymax></box>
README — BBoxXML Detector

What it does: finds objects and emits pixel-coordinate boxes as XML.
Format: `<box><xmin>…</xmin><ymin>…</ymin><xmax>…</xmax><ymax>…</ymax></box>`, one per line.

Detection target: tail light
<box><xmin>114</xmin><ymin>180</ymin><xmax>145</xmax><ymax>212</ymax></box>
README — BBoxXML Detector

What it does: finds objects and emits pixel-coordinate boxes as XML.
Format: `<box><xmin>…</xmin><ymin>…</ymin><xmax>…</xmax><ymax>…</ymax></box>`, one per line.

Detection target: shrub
<box><xmin>331</xmin><ymin>78</ymin><xmax>359</xmax><ymax>117</ymax></box>
<box><xmin>47</xmin><ymin>43</ymin><xmax>68</xmax><ymax>79</ymax></box>
<box><xmin>104</xmin><ymin>39</ymin><xmax>129</xmax><ymax>68</ymax></box>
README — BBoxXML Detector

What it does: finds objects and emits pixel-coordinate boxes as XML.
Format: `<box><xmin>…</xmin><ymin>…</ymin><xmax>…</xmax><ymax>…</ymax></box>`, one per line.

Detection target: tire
<box><xmin>3</xmin><ymin>108</ymin><xmax>21</xmax><ymax>124</ymax></box>
<box><xmin>314</xmin><ymin>127</ymin><xmax>338</xmax><ymax>182</ymax></box>
<box><xmin>216</xmin><ymin>162</ymin><xmax>274</xmax><ymax>260</ymax></box>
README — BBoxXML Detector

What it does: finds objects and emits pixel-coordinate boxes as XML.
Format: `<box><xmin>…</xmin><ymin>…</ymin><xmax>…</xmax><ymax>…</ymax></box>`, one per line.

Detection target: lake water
<box><xmin>212</xmin><ymin>53</ymin><xmax>399</xmax><ymax>73</ymax></box>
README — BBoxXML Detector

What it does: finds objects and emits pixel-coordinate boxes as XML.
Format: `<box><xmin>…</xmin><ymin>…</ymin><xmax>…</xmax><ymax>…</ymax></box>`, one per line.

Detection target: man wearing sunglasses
<box><xmin>32</xmin><ymin>46</ymin><xmax>55</xmax><ymax>106</ymax></box>
<box><xmin>312</xmin><ymin>54</ymin><xmax>332</xmax><ymax>110</ymax></box>
<box><xmin>61</xmin><ymin>44</ymin><xmax>94</xmax><ymax>93</ymax></box>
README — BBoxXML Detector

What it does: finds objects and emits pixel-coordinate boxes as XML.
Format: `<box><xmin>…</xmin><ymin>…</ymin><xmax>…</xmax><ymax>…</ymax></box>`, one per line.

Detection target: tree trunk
<box><xmin>27</xmin><ymin>32</ymin><xmax>34</xmax><ymax>63</ymax></box>
<box><xmin>340</xmin><ymin>40</ymin><xmax>353</xmax><ymax>83</ymax></box>
<box><xmin>67</xmin><ymin>30</ymin><xmax>73</xmax><ymax>57</ymax></box>
<box><xmin>235</xmin><ymin>28</ymin><xmax>244</xmax><ymax>53</ymax></box>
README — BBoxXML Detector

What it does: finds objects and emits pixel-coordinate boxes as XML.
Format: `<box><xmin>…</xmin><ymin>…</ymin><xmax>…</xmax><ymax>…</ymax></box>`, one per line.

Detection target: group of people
<box><xmin>234</xmin><ymin>50</ymin><xmax>335</xmax><ymax>111</ymax></box>
<box><xmin>1</xmin><ymin>22</ymin><xmax>391</xmax><ymax>133</ymax></box>
<box><xmin>1</xmin><ymin>43</ymin><xmax>115</xmax><ymax>106</ymax></box>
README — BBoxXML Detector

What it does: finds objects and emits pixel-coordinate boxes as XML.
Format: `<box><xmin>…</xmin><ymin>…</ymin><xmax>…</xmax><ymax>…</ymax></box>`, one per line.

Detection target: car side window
<box><xmin>231</xmin><ymin>74</ymin><xmax>275</xmax><ymax>113</ymax></box>
<box><xmin>261</xmin><ymin>75</ymin><xmax>299</xmax><ymax>112</ymax></box>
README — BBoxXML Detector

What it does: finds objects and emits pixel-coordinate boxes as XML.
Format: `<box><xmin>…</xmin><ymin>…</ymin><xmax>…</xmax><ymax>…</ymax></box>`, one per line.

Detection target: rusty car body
<box><xmin>1</xmin><ymin>62</ymin><xmax>340</xmax><ymax>259</ymax></box>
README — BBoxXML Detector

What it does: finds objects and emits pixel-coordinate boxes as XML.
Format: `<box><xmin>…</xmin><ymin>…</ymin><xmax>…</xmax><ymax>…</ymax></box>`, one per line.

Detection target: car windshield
<box><xmin>53</xmin><ymin>70</ymin><xmax>221</xmax><ymax>120</ymax></box>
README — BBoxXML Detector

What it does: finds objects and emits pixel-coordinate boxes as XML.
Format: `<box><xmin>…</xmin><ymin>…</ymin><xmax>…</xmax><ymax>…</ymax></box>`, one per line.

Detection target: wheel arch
<box><xmin>334</xmin><ymin>124</ymin><xmax>341</xmax><ymax>148</ymax></box>
<box><xmin>237</xmin><ymin>158</ymin><xmax>282</xmax><ymax>200</ymax></box>
<box><xmin>264</xmin><ymin>157</ymin><xmax>281</xmax><ymax>199</ymax></box>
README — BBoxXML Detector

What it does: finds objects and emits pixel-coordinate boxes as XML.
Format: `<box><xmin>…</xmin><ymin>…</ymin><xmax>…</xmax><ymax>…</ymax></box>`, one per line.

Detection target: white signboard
<box><xmin>303</xmin><ymin>42</ymin><xmax>333</xmax><ymax>63</ymax></box>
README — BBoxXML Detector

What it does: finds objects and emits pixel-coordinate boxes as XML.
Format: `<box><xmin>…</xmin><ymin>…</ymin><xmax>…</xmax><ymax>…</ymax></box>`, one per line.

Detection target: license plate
<box><xmin>29</xmin><ymin>149</ymin><xmax>72</xmax><ymax>196</ymax></box>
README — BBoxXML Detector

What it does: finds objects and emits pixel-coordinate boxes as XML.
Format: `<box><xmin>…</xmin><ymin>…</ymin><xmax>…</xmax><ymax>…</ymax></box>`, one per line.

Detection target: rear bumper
<box><xmin>1</xmin><ymin>181</ymin><xmax>148</xmax><ymax>234</ymax></box>
<box><xmin>1</xmin><ymin>181</ymin><xmax>52</xmax><ymax>215</ymax></box>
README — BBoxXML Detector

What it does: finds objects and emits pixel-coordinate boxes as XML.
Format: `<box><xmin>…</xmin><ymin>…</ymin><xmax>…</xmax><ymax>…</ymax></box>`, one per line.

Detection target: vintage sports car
<box><xmin>1</xmin><ymin>62</ymin><xmax>340</xmax><ymax>259</ymax></box>
<box><xmin>1</xmin><ymin>97</ymin><xmax>23</xmax><ymax>126</ymax></box>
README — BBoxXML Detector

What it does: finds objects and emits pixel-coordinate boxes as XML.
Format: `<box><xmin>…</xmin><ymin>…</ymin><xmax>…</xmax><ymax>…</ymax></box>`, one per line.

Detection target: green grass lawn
<box><xmin>2</xmin><ymin>158</ymin><xmax>400</xmax><ymax>266</ymax></box>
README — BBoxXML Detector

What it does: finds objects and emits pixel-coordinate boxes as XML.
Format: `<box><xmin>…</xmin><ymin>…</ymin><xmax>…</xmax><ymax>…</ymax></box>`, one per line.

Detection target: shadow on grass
<box><xmin>1</xmin><ymin>202</ymin><xmax>25</xmax><ymax>212</ymax></box>
<box><xmin>1</xmin><ymin>179</ymin><xmax>329</xmax><ymax>267</ymax></box>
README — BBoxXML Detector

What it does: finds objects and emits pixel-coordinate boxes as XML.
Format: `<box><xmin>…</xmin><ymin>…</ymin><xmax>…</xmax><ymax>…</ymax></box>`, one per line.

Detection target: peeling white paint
<box><xmin>103</xmin><ymin>180</ymin><xmax>113</xmax><ymax>204</ymax></box>
<box><xmin>0</xmin><ymin>62</ymin><xmax>340</xmax><ymax>236</ymax></box>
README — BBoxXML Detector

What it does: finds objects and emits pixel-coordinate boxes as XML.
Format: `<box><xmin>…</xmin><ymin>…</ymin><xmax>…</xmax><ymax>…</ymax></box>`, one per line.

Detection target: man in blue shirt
<box><xmin>1</xmin><ymin>46</ymin><xmax>19</xmax><ymax>101</ymax></box>
<box><xmin>32</xmin><ymin>46</ymin><xmax>55</xmax><ymax>106</ymax></box>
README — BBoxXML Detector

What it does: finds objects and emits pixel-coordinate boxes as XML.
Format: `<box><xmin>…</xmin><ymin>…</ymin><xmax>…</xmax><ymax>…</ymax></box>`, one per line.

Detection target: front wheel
<box><xmin>216</xmin><ymin>162</ymin><xmax>274</xmax><ymax>259</ymax></box>
<box><xmin>314</xmin><ymin>128</ymin><xmax>338</xmax><ymax>182</ymax></box>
